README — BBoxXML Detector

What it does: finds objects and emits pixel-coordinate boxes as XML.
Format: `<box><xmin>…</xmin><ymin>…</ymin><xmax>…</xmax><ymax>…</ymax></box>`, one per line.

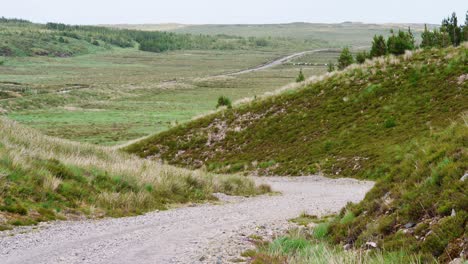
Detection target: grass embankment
<box><xmin>246</xmin><ymin>121</ymin><xmax>466</xmax><ymax>263</ymax></box>
<box><xmin>0</xmin><ymin>118</ymin><xmax>268</xmax><ymax>230</ymax></box>
<box><xmin>126</xmin><ymin>45</ymin><xmax>467</xmax><ymax>261</ymax></box>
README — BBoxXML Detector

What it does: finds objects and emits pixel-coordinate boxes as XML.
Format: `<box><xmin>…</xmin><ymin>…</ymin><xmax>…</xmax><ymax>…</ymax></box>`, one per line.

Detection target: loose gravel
<box><xmin>0</xmin><ymin>176</ymin><xmax>373</xmax><ymax>264</ymax></box>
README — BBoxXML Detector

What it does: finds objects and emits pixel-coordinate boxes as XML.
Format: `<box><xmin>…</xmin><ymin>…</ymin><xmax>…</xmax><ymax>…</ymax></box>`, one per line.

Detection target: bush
<box><xmin>216</xmin><ymin>96</ymin><xmax>232</xmax><ymax>109</ymax></box>
<box><xmin>355</xmin><ymin>51</ymin><xmax>369</xmax><ymax>64</ymax></box>
<box><xmin>296</xmin><ymin>69</ymin><xmax>305</xmax><ymax>82</ymax></box>
<box><xmin>338</xmin><ymin>47</ymin><xmax>354</xmax><ymax>70</ymax></box>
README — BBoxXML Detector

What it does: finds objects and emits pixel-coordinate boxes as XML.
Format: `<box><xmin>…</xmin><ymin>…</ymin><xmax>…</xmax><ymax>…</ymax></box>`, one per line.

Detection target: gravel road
<box><xmin>0</xmin><ymin>176</ymin><xmax>373</xmax><ymax>264</ymax></box>
<box><xmin>227</xmin><ymin>49</ymin><xmax>333</xmax><ymax>76</ymax></box>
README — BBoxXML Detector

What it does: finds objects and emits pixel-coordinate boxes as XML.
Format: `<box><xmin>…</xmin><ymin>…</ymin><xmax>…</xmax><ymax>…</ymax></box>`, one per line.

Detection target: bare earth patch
<box><xmin>0</xmin><ymin>176</ymin><xmax>373</xmax><ymax>264</ymax></box>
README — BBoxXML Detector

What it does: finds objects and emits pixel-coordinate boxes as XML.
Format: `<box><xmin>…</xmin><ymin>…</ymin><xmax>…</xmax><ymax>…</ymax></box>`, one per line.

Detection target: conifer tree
<box><xmin>338</xmin><ymin>47</ymin><xmax>354</xmax><ymax>70</ymax></box>
<box><xmin>370</xmin><ymin>35</ymin><xmax>387</xmax><ymax>57</ymax></box>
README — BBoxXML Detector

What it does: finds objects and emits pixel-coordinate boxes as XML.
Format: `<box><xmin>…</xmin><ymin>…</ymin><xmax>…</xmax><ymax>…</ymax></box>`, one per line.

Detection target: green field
<box><xmin>1</xmin><ymin>47</ymin><xmax>330</xmax><ymax>145</ymax></box>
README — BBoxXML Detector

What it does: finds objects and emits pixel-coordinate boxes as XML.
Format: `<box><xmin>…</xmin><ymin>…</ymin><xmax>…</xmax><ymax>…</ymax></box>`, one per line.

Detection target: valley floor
<box><xmin>0</xmin><ymin>176</ymin><xmax>372</xmax><ymax>264</ymax></box>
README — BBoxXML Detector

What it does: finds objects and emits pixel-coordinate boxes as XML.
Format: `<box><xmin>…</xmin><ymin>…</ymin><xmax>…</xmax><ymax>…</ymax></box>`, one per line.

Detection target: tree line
<box><xmin>44</xmin><ymin>22</ymin><xmax>274</xmax><ymax>53</ymax></box>
<box><xmin>333</xmin><ymin>11</ymin><xmax>468</xmax><ymax>70</ymax></box>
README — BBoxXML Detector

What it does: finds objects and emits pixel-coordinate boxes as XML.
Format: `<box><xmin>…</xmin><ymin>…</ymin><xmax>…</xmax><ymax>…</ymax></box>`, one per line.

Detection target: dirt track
<box><xmin>227</xmin><ymin>49</ymin><xmax>332</xmax><ymax>76</ymax></box>
<box><xmin>0</xmin><ymin>176</ymin><xmax>373</xmax><ymax>264</ymax></box>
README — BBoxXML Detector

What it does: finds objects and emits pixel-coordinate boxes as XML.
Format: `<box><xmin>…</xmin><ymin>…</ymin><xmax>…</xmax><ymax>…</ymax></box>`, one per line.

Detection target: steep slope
<box><xmin>126</xmin><ymin>45</ymin><xmax>467</xmax><ymax>260</ymax></box>
<box><xmin>0</xmin><ymin>118</ymin><xmax>265</xmax><ymax>230</ymax></box>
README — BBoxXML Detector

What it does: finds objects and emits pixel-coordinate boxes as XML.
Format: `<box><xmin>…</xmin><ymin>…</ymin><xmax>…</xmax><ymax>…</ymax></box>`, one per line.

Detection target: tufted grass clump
<box><xmin>0</xmin><ymin>117</ymin><xmax>268</xmax><ymax>227</ymax></box>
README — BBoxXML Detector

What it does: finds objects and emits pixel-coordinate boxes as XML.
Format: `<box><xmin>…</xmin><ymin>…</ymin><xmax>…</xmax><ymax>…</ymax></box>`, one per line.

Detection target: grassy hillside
<box><xmin>126</xmin><ymin>45</ymin><xmax>467</xmax><ymax>260</ymax></box>
<box><xmin>0</xmin><ymin>117</ymin><xmax>267</xmax><ymax>230</ymax></box>
<box><xmin>126</xmin><ymin>45</ymin><xmax>467</xmax><ymax>177</ymax></box>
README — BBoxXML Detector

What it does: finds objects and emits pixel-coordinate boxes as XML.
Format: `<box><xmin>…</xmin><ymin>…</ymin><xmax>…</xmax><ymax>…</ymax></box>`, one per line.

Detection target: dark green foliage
<box><xmin>1</xmin><ymin>18</ymin><xmax>283</xmax><ymax>57</ymax></box>
<box><xmin>421</xmin><ymin>24</ymin><xmax>452</xmax><ymax>49</ymax></box>
<box><xmin>355</xmin><ymin>51</ymin><xmax>369</xmax><ymax>64</ymax></box>
<box><xmin>216</xmin><ymin>96</ymin><xmax>232</xmax><ymax>109</ymax></box>
<box><xmin>384</xmin><ymin>118</ymin><xmax>396</xmax><ymax>128</ymax></box>
<box><xmin>370</xmin><ymin>35</ymin><xmax>387</xmax><ymax>57</ymax></box>
<box><xmin>441</xmin><ymin>12</ymin><xmax>463</xmax><ymax>46</ymax></box>
<box><xmin>387</xmin><ymin>29</ymin><xmax>415</xmax><ymax>55</ymax></box>
<box><xmin>296</xmin><ymin>69</ymin><xmax>305</xmax><ymax>82</ymax></box>
<box><xmin>337</xmin><ymin>47</ymin><xmax>354</xmax><ymax>70</ymax></box>
<box><xmin>327</xmin><ymin>61</ymin><xmax>335</xmax><ymax>72</ymax></box>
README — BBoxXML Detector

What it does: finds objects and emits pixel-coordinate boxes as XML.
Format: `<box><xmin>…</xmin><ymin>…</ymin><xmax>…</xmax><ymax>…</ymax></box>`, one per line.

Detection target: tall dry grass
<box><xmin>0</xmin><ymin>117</ymin><xmax>263</xmax><ymax>219</ymax></box>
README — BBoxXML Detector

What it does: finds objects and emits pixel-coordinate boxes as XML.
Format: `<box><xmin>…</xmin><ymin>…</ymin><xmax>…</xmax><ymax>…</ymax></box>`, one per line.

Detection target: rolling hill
<box><xmin>126</xmin><ymin>44</ymin><xmax>467</xmax><ymax>261</ymax></box>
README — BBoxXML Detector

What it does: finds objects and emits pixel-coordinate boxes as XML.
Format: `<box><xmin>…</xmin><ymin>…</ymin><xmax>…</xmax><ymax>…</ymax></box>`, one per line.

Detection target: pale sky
<box><xmin>3</xmin><ymin>0</ymin><xmax>467</xmax><ymax>25</ymax></box>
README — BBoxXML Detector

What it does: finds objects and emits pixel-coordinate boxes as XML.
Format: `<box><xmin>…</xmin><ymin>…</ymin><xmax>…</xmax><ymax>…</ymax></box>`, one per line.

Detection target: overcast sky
<box><xmin>2</xmin><ymin>0</ymin><xmax>467</xmax><ymax>25</ymax></box>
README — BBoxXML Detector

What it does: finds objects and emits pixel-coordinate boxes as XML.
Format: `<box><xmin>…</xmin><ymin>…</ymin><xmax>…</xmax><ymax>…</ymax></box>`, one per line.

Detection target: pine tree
<box><xmin>370</xmin><ymin>35</ymin><xmax>387</xmax><ymax>58</ymax></box>
<box><xmin>442</xmin><ymin>12</ymin><xmax>462</xmax><ymax>46</ymax></box>
<box><xmin>296</xmin><ymin>69</ymin><xmax>305</xmax><ymax>82</ymax></box>
<box><xmin>338</xmin><ymin>47</ymin><xmax>354</xmax><ymax>70</ymax></box>
<box><xmin>387</xmin><ymin>29</ymin><xmax>415</xmax><ymax>55</ymax></box>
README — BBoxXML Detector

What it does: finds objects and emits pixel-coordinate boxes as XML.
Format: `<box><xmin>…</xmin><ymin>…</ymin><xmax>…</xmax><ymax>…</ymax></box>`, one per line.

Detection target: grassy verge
<box><xmin>0</xmin><ymin>117</ymin><xmax>268</xmax><ymax>229</ymax></box>
<box><xmin>247</xmin><ymin>227</ymin><xmax>434</xmax><ymax>264</ymax></box>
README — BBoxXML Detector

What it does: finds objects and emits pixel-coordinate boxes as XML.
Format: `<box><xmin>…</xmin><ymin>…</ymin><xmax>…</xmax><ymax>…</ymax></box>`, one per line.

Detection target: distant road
<box><xmin>227</xmin><ymin>48</ymin><xmax>335</xmax><ymax>76</ymax></box>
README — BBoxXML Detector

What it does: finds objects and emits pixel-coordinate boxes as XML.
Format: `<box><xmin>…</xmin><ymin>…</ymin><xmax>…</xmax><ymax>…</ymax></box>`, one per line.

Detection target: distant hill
<box><xmin>102</xmin><ymin>23</ymin><xmax>189</xmax><ymax>31</ymax></box>
<box><xmin>126</xmin><ymin>44</ymin><xmax>467</xmax><ymax>260</ymax></box>
<box><xmin>106</xmin><ymin>22</ymin><xmax>437</xmax><ymax>47</ymax></box>
<box><xmin>1</xmin><ymin>18</ymin><xmax>308</xmax><ymax>57</ymax></box>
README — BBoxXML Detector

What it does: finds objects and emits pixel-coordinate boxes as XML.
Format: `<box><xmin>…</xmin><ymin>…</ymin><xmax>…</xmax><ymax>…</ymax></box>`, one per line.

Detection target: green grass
<box><xmin>248</xmin><ymin>228</ymin><xmax>433</xmax><ymax>264</ymax></box>
<box><xmin>1</xmin><ymin>47</ymin><xmax>331</xmax><ymax>145</ymax></box>
<box><xmin>126</xmin><ymin>46</ymin><xmax>467</xmax><ymax>177</ymax></box>
<box><xmin>0</xmin><ymin>117</ymin><xmax>268</xmax><ymax>228</ymax></box>
<box><xmin>126</xmin><ymin>45</ymin><xmax>468</xmax><ymax>260</ymax></box>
